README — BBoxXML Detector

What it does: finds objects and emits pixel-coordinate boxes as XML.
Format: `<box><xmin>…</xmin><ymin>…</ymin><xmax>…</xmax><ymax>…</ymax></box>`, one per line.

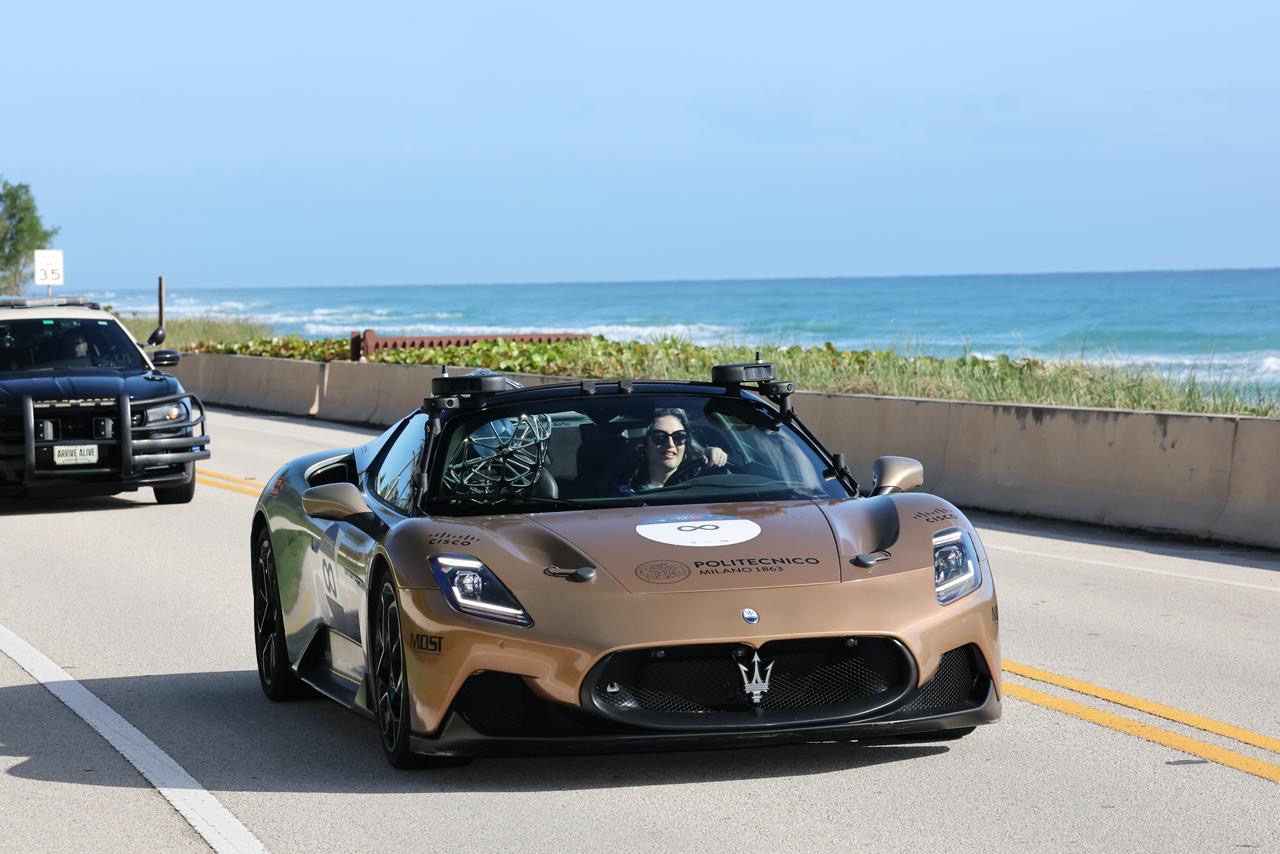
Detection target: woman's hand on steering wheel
<box><xmin>703</xmin><ymin>446</ymin><xmax>730</xmax><ymax>469</ymax></box>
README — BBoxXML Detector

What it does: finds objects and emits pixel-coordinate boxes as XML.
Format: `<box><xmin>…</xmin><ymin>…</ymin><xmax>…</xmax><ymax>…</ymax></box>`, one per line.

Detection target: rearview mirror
<box><xmin>301</xmin><ymin>482</ymin><xmax>373</xmax><ymax>520</ymax></box>
<box><xmin>147</xmin><ymin>326</ymin><xmax>166</xmax><ymax>346</ymax></box>
<box><xmin>869</xmin><ymin>456</ymin><xmax>924</xmax><ymax>496</ymax></box>
<box><xmin>151</xmin><ymin>349</ymin><xmax>180</xmax><ymax>368</ymax></box>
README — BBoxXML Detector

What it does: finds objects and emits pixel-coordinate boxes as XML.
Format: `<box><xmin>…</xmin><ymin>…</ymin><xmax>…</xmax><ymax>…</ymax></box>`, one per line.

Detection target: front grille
<box><xmin>587</xmin><ymin>637</ymin><xmax>915</xmax><ymax>729</ymax></box>
<box><xmin>898</xmin><ymin>646</ymin><xmax>982</xmax><ymax>713</ymax></box>
<box><xmin>34</xmin><ymin>412</ymin><xmax>115</xmax><ymax>440</ymax></box>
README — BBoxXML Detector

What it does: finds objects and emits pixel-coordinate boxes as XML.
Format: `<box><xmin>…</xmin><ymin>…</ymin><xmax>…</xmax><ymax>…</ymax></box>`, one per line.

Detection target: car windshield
<box><xmin>0</xmin><ymin>317</ymin><xmax>146</xmax><ymax>372</ymax></box>
<box><xmin>423</xmin><ymin>393</ymin><xmax>852</xmax><ymax>515</ymax></box>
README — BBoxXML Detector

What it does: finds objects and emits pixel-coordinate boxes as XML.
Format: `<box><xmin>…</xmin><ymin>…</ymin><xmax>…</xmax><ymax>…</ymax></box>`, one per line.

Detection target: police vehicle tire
<box><xmin>154</xmin><ymin>478</ymin><xmax>196</xmax><ymax>504</ymax></box>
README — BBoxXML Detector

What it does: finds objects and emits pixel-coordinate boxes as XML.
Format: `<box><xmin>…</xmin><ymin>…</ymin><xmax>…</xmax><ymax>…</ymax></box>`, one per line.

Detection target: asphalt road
<box><xmin>2</xmin><ymin>407</ymin><xmax>1277</xmax><ymax>853</ymax></box>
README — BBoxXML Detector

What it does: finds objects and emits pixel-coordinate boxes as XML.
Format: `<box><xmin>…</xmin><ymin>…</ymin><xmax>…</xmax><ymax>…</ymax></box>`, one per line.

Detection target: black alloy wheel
<box><xmin>370</xmin><ymin>575</ymin><xmax>472</xmax><ymax>770</ymax></box>
<box><xmin>372</xmin><ymin>577</ymin><xmax>417</xmax><ymax>768</ymax></box>
<box><xmin>253</xmin><ymin>528</ymin><xmax>307</xmax><ymax>700</ymax></box>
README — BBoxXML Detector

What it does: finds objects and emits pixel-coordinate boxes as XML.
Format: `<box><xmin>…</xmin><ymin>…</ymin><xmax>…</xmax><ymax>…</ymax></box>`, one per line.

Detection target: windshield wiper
<box><xmin>421</xmin><ymin>494</ymin><xmax>598</xmax><ymax>513</ymax></box>
<box><xmin>508</xmin><ymin>495</ymin><xmax>598</xmax><ymax>511</ymax></box>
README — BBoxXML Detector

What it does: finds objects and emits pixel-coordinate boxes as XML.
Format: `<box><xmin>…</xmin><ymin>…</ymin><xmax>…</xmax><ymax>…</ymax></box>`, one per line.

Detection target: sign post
<box><xmin>33</xmin><ymin>249</ymin><xmax>64</xmax><ymax>297</ymax></box>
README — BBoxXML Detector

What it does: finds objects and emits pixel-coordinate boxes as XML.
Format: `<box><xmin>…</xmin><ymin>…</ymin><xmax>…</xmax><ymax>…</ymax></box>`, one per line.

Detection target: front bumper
<box><xmin>409</xmin><ymin>656</ymin><xmax>1001</xmax><ymax>758</ymax></box>
<box><xmin>398</xmin><ymin>567</ymin><xmax>1001</xmax><ymax>740</ymax></box>
<box><xmin>0</xmin><ymin>392</ymin><xmax>211</xmax><ymax>495</ymax></box>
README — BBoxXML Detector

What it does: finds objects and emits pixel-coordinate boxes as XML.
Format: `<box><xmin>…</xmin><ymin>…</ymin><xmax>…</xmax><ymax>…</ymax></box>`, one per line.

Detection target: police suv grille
<box><xmin>587</xmin><ymin>637</ymin><xmax>915</xmax><ymax>729</ymax></box>
<box><xmin>898</xmin><ymin>646</ymin><xmax>982</xmax><ymax>713</ymax></box>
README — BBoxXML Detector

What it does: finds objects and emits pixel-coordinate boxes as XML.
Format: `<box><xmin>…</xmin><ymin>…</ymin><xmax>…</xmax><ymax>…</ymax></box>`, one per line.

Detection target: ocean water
<box><xmin>94</xmin><ymin>267</ymin><xmax>1280</xmax><ymax>383</ymax></box>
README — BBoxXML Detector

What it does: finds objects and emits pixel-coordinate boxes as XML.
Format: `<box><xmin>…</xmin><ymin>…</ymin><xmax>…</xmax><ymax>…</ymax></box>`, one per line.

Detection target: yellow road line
<box><xmin>1004</xmin><ymin>682</ymin><xmax>1280</xmax><ymax>783</ymax></box>
<box><xmin>1004</xmin><ymin>660</ymin><xmax>1280</xmax><ymax>755</ymax></box>
<box><xmin>195</xmin><ymin>476</ymin><xmax>260</xmax><ymax>498</ymax></box>
<box><xmin>198</xmin><ymin>468</ymin><xmax>264</xmax><ymax>488</ymax></box>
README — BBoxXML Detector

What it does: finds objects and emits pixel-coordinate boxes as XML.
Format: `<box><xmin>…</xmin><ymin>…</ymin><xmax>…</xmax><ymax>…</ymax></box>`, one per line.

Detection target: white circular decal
<box><xmin>634</xmin><ymin>514</ymin><xmax>762</xmax><ymax>548</ymax></box>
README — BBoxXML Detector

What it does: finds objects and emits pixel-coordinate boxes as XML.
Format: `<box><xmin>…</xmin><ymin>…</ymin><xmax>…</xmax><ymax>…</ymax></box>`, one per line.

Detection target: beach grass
<box><xmin>186</xmin><ymin>332</ymin><xmax>1280</xmax><ymax>418</ymax></box>
<box><xmin>119</xmin><ymin>315</ymin><xmax>274</xmax><ymax>351</ymax></box>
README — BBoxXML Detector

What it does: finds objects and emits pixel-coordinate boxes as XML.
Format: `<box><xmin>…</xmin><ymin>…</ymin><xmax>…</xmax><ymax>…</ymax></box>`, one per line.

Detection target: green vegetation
<box><xmin>0</xmin><ymin>179</ymin><xmax>59</xmax><ymax>295</ymax></box>
<box><xmin>119</xmin><ymin>315</ymin><xmax>275</xmax><ymax>351</ymax></box>
<box><xmin>184</xmin><ymin>332</ymin><xmax>1280</xmax><ymax>418</ymax></box>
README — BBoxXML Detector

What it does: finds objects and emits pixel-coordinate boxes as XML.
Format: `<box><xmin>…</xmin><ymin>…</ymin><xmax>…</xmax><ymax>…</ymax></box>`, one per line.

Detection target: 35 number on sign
<box><xmin>33</xmin><ymin>249</ymin><xmax>65</xmax><ymax>296</ymax></box>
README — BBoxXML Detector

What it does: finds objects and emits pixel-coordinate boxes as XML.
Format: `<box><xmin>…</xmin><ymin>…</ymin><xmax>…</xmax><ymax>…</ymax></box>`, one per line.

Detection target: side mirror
<box><xmin>151</xmin><ymin>349</ymin><xmax>181</xmax><ymax>368</ymax></box>
<box><xmin>869</xmin><ymin>456</ymin><xmax>924</xmax><ymax>496</ymax></box>
<box><xmin>301</xmin><ymin>482</ymin><xmax>373</xmax><ymax>520</ymax></box>
<box><xmin>147</xmin><ymin>326</ymin><xmax>166</xmax><ymax>346</ymax></box>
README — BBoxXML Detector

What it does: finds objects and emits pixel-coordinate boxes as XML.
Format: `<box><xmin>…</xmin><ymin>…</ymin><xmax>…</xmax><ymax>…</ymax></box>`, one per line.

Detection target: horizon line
<box><xmin>89</xmin><ymin>263</ymin><xmax>1280</xmax><ymax>292</ymax></box>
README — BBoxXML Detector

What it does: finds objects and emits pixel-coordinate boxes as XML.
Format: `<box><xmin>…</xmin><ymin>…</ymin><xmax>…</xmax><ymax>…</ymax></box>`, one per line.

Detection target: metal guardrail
<box><xmin>348</xmin><ymin>329</ymin><xmax>590</xmax><ymax>361</ymax></box>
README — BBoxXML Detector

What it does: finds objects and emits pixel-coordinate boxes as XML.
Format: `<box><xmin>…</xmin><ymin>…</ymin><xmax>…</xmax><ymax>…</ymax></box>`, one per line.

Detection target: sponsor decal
<box><xmin>694</xmin><ymin>556</ymin><xmax>819</xmax><ymax>575</ymax></box>
<box><xmin>410</xmin><ymin>633</ymin><xmax>444</xmax><ymax>654</ymax></box>
<box><xmin>913</xmin><ymin>507</ymin><xmax>958</xmax><ymax>524</ymax></box>
<box><xmin>634</xmin><ymin>560</ymin><xmax>692</xmax><ymax>584</ymax></box>
<box><xmin>634</xmin><ymin>513</ymin><xmax>761</xmax><ymax>548</ymax></box>
<box><xmin>427</xmin><ymin>531</ymin><xmax>480</xmax><ymax>547</ymax></box>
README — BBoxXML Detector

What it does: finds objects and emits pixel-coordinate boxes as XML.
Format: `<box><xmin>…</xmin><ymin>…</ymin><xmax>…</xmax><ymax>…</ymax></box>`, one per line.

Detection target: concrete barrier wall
<box><xmin>1211</xmin><ymin>417</ymin><xmax>1280</xmax><ymax>545</ymax></box>
<box><xmin>171</xmin><ymin>354</ymin><xmax>323</xmax><ymax>417</ymax></box>
<box><xmin>172</xmin><ymin>353</ymin><xmax>1279</xmax><ymax>549</ymax></box>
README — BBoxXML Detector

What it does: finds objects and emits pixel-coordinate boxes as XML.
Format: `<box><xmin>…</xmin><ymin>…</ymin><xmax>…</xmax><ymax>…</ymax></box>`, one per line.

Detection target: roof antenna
<box><xmin>755</xmin><ymin>350</ymin><xmax>762</xmax><ymax>363</ymax></box>
<box><xmin>441</xmin><ymin>363</ymin><xmax>449</xmax><ymax>377</ymax></box>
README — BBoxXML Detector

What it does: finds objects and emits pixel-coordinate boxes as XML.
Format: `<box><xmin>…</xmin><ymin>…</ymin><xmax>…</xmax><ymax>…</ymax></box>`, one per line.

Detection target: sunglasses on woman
<box><xmin>647</xmin><ymin>429</ymin><xmax>690</xmax><ymax>447</ymax></box>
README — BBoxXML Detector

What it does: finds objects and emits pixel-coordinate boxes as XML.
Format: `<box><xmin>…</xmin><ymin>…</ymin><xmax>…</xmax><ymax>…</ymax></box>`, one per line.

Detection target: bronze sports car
<box><xmin>251</xmin><ymin>363</ymin><xmax>1000</xmax><ymax>767</ymax></box>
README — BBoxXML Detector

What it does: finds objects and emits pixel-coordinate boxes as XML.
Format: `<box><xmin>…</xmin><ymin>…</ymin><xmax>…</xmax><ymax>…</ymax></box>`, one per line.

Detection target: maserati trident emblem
<box><xmin>741</xmin><ymin>608</ymin><xmax>759</xmax><ymax>624</ymax></box>
<box><xmin>738</xmin><ymin>652</ymin><xmax>774</xmax><ymax>705</ymax></box>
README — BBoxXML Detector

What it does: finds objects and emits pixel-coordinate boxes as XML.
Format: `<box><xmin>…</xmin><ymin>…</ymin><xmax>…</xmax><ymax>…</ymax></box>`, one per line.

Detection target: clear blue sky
<box><xmin>5</xmin><ymin>1</ymin><xmax>1278</xmax><ymax>289</ymax></box>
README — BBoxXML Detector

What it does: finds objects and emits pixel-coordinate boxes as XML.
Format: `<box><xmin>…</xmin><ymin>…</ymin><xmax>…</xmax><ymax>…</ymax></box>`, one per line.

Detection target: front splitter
<box><xmin>409</xmin><ymin>682</ymin><xmax>1001</xmax><ymax>758</ymax></box>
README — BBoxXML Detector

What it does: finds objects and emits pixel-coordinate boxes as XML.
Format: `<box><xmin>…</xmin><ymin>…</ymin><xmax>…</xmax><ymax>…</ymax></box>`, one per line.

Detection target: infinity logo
<box><xmin>676</xmin><ymin>524</ymin><xmax>720</xmax><ymax>532</ymax></box>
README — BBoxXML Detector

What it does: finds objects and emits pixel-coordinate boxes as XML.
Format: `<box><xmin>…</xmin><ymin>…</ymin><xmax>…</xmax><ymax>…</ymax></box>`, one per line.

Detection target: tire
<box><xmin>252</xmin><ymin>526</ymin><xmax>308</xmax><ymax>700</ymax></box>
<box><xmin>368</xmin><ymin>574</ymin><xmax>472</xmax><ymax>769</ymax></box>
<box><xmin>371</xmin><ymin>576</ymin><xmax>420</xmax><ymax>768</ymax></box>
<box><xmin>154</xmin><ymin>465</ymin><xmax>196</xmax><ymax>504</ymax></box>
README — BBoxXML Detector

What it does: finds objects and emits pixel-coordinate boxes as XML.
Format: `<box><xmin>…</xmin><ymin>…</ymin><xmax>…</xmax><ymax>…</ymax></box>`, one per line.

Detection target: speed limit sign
<box><xmin>33</xmin><ymin>249</ymin><xmax>64</xmax><ymax>295</ymax></box>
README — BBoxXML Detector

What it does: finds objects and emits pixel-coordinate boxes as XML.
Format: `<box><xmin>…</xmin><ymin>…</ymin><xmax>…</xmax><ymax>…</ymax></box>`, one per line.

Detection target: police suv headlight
<box><xmin>143</xmin><ymin>401</ymin><xmax>189</xmax><ymax>424</ymax></box>
<box><xmin>933</xmin><ymin>527</ymin><xmax>982</xmax><ymax>605</ymax></box>
<box><xmin>428</xmin><ymin>554</ymin><xmax>532</xmax><ymax>627</ymax></box>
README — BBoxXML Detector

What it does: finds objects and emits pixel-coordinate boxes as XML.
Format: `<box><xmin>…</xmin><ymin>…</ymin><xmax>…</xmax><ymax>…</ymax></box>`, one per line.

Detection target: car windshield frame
<box><xmin>419</xmin><ymin>391</ymin><xmax>853</xmax><ymax>516</ymax></box>
<box><xmin>0</xmin><ymin>317</ymin><xmax>147</xmax><ymax>373</ymax></box>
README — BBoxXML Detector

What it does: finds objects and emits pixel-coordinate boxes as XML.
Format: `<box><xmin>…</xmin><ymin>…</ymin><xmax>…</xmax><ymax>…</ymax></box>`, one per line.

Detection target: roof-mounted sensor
<box><xmin>711</xmin><ymin>361</ymin><xmax>775</xmax><ymax>386</ymax></box>
<box><xmin>712</xmin><ymin>357</ymin><xmax>796</xmax><ymax>421</ymax></box>
<box><xmin>430</xmin><ymin>373</ymin><xmax>512</xmax><ymax>397</ymax></box>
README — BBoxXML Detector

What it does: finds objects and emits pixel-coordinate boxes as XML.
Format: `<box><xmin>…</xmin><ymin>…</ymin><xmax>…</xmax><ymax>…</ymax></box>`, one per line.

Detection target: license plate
<box><xmin>54</xmin><ymin>445</ymin><xmax>99</xmax><ymax>466</ymax></box>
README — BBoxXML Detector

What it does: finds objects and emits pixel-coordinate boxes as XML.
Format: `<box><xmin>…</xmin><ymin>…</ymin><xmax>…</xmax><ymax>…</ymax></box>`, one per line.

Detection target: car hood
<box><xmin>523</xmin><ymin>500</ymin><xmax>844</xmax><ymax>592</ymax></box>
<box><xmin>0</xmin><ymin>369</ymin><xmax>178</xmax><ymax>404</ymax></box>
<box><xmin>388</xmin><ymin>494</ymin><xmax>940</xmax><ymax>597</ymax></box>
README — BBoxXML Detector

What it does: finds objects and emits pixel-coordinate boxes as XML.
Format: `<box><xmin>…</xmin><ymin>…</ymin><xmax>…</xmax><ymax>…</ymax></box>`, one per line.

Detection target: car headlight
<box><xmin>143</xmin><ymin>400</ymin><xmax>190</xmax><ymax>424</ymax></box>
<box><xmin>428</xmin><ymin>554</ymin><xmax>532</xmax><ymax>627</ymax></box>
<box><xmin>933</xmin><ymin>527</ymin><xmax>982</xmax><ymax>604</ymax></box>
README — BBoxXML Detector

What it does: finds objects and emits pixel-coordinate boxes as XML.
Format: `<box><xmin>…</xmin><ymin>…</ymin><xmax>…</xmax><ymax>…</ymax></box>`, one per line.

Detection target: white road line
<box><xmin>0</xmin><ymin>623</ymin><xmax>266</xmax><ymax>854</ymax></box>
<box><xmin>986</xmin><ymin>543</ymin><xmax>1280</xmax><ymax>594</ymax></box>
